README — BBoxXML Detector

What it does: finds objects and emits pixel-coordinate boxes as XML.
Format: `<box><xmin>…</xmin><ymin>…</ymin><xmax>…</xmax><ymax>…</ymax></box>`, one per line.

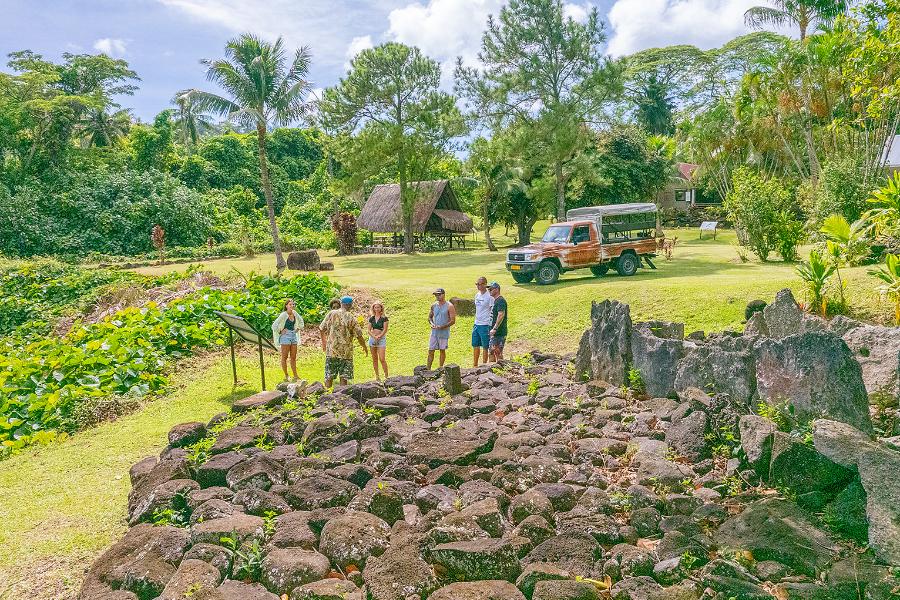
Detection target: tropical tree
<box><xmin>744</xmin><ymin>0</ymin><xmax>847</xmax><ymax>40</ymax></box>
<box><xmin>468</xmin><ymin>137</ymin><xmax>525</xmax><ymax>251</ymax></box>
<box><xmin>171</xmin><ymin>93</ymin><xmax>214</xmax><ymax>149</ymax></box>
<box><xmin>870</xmin><ymin>253</ymin><xmax>900</xmax><ymax>324</ymax></box>
<box><xmin>456</xmin><ymin>0</ymin><xmax>622</xmax><ymax>222</ymax></box>
<box><xmin>865</xmin><ymin>172</ymin><xmax>900</xmax><ymax>237</ymax></box>
<box><xmin>181</xmin><ymin>33</ymin><xmax>313</xmax><ymax>271</ymax></box>
<box><xmin>78</xmin><ymin>107</ymin><xmax>131</xmax><ymax>147</ymax></box>
<box><xmin>321</xmin><ymin>42</ymin><xmax>465</xmax><ymax>254</ymax></box>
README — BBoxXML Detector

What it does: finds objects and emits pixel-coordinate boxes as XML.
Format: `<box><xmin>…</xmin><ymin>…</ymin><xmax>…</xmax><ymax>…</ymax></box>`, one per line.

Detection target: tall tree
<box><xmin>171</xmin><ymin>93</ymin><xmax>214</xmax><ymax>150</ymax></box>
<box><xmin>79</xmin><ymin>108</ymin><xmax>131</xmax><ymax>147</ymax></box>
<box><xmin>635</xmin><ymin>76</ymin><xmax>676</xmax><ymax>135</ymax></box>
<box><xmin>181</xmin><ymin>33</ymin><xmax>313</xmax><ymax>271</ymax></box>
<box><xmin>467</xmin><ymin>136</ymin><xmax>524</xmax><ymax>251</ymax></box>
<box><xmin>321</xmin><ymin>42</ymin><xmax>465</xmax><ymax>254</ymax></box>
<box><xmin>456</xmin><ymin>0</ymin><xmax>622</xmax><ymax>222</ymax></box>
<box><xmin>743</xmin><ymin>0</ymin><xmax>847</xmax><ymax>40</ymax></box>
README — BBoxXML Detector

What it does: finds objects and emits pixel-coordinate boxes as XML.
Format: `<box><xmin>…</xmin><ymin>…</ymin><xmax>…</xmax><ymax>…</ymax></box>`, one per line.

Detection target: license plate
<box><xmin>510</xmin><ymin>265</ymin><xmax>521</xmax><ymax>270</ymax></box>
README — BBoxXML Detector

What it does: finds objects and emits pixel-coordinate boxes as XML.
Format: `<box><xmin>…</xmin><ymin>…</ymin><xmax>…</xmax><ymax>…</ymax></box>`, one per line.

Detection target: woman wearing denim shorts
<box><xmin>272</xmin><ymin>299</ymin><xmax>303</xmax><ymax>381</ymax></box>
<box><xmin>367</xmin><ymin>301</ymin><xmax>389</xmax><ymax>380</ymax></box>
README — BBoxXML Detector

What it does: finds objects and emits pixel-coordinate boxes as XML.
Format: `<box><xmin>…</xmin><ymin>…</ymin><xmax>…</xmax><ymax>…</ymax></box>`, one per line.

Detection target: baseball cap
<box><xmin>340</xmin><ymin>295</ymin><xmax>353</xmax><ymax>304</ymax></box>
<box><xmin>433</xmin><ymin>288</ymin><xmax>445</xmax><ymax>295</ymax></box>
<box><xmin>487</xmin><ymin>282</ymin><xmax>500</xmax><ymax>289</ymax></box>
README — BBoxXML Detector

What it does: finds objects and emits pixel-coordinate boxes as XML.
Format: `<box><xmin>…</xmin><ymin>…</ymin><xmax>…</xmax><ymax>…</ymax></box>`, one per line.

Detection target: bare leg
<box><xmin>427</xmin><ymin>350</ymin><xmax>435</xmax><ymax>370</ymax></box>
<box><xmin>339</xmin><ymin>377</ymin><xmax>348</xmax><ymax>386</ymax></box>
<box><xmin>482</xmin><ymin>348</ymin><xmax>489</xmax><ymax>364</ymax></box>
<box><xmin>378</xmin><ymin>346</ymin><xmax>388</xmax><ymax>378</ymax></box>
<box><xmin>473</xmin><ymin>346</ymin><xmax>480</xmax><ymax>367</ymax></box>
<box><xmin>280</xmin><ymin>345</ymin><xmax>290</xmax><ymax>380</ymax></box>
<box><xmin>325</xmin><ymin>378</ymin><xmax>333</xmax><ymax>388</ymax></box>
<box><xmin>289</xmin><ymin>343</ymin><xmax>298</xmax><ymax>379</ymax></box>
<box><xmin>439</xmin><ymin>349</ymin><xmax>446</xmax><ymax>367</ymax></box>
<box><xmin>371</xmin><ymin>345</ymin><xmax>380</xmax><ymax>380</ymax></box>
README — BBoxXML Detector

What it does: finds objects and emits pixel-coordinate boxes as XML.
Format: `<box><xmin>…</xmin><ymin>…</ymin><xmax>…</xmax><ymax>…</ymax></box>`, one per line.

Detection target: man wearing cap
<box><xmin>319</xmin><ymin>295</ymin><xmax>368</xmax><ymax>388</ymax></box>
<box><xmin>472</xmin><ymin>276</ymin><xmax>494</xmax><ymax>367</ymax></box>
<box><xmin>487</xmin><ymin>282</ymin><xmax>508</xmax><ymax>362</ymax></box>
<box><xmin>427</xmin><ymin>288</ymin><xmax>456</xmax><ymax>369</ymax></box>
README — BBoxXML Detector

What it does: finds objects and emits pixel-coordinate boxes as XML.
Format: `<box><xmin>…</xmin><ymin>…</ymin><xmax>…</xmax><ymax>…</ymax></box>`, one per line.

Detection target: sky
<box><xmin>0</xmin><ymin>0</ymin><xmax>766</xmax><ymax>123</ymax></box>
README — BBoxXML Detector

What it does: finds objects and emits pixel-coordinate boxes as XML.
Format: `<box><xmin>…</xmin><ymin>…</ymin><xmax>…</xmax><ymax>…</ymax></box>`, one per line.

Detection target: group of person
<box><xmin>271</xmin><ymin>276</ymin><xmax>508</xmax><ymax>387</ymax></box>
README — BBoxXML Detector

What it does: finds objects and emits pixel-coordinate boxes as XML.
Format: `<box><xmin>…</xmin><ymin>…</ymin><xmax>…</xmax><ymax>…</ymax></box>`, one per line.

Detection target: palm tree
<box><xmin>744</xmin><ymin>0</ymin><xmax>847</xmax><ymax>41</ymax></box>
<box><xmin>468</xmin><ymin>138</ymin><xmax>525</xmax><ymax>252</ymax></box>
<box><xmin>171</xmin><ymin>93</ymin><xmax>214</xmax><ymax>150</ymax></box>
<box><xmin>79</xmin><ymin>108</ymin><xmax>131</xmax><ymax>148</ymax></box>
<box><xmin>181</xmin><ymin>33</ymin><xmax>313</xmax><ymax>271</ymax></box>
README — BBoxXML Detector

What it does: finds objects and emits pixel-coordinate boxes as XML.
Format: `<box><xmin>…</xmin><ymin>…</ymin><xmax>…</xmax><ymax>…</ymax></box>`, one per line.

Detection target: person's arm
<box><xmin>491</xmin><ymin>302</ymin><xmax>506</xmax><ymax>334</ymax></box>
<box><xmin>356</xmin><ymin>322</ymin><xmax>368</xmax><ymax>355</ymax></box>
<box><xmin>319</xmin><ymin>318</ymin><xmax>328</xmax><ymax>353</ymax></box>
<box><xmin>429</xmin><ymin>304</ymin><xmax>436</xmax><ymax>329</ymax></box>
<box><xmin>443</xmin><ymin>303</ymin><xmax>456</xmax><ymax>329</ymax></box>
<box><xmin>367</xmin><ymin>319</ymin><xmax>375</xmax><ymax>338</ymax></box>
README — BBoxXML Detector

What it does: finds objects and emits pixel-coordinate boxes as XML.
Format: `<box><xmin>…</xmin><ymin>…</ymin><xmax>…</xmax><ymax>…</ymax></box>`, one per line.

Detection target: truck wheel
<box><xmin>511</xmin><ymin>272</ymin><xmax>534</xmax><ymax>283</ymax></box>
<box><xmin>535</xmin><ymin>261</ymin><xmax>560</xmax><ymax>285</ymax></box>
<box><xmin>616</xmin><ymin>253</ymin><xmax>639</xmax><ymax>277</ymax></box>
<box><xmin>590</xmin><ymin>264</ymin><xmax>609</xmax><ymax>277</ymax></box>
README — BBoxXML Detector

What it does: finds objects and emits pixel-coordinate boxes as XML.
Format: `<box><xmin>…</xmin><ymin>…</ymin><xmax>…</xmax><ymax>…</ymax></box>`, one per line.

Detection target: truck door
<box><xmin>568</xmin><ymin>225</ymin><xmax>599</xmax><ymax>267</ymax></box>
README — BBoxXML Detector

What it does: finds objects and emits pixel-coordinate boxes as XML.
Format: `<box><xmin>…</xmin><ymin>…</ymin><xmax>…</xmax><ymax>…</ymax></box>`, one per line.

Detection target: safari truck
<box><xmin>505</xmin><ymin>203</ymin><xmax>659</xmax><ymax>285</ymax></box>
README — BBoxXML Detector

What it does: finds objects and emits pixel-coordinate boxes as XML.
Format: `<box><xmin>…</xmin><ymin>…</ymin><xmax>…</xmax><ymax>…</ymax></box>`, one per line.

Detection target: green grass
<box><xmin>0</xmin><ymin>226</ymin><xmax>889</xmax><ymax>598</ymax></box>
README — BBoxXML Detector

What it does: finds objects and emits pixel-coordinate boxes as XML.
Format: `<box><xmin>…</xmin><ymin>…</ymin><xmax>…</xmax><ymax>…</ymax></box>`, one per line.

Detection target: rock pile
<box><xmin>80</xmin><ymin>292</ymin><xmax>900</xmax><ymax>600</ymax></box>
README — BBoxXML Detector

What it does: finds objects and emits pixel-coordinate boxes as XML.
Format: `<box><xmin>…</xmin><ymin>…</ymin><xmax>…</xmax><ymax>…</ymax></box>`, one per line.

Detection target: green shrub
<box><xmin>724</xmin><ymin>168</ymin><xmax>794</xmax><ymax>261</ymax></box>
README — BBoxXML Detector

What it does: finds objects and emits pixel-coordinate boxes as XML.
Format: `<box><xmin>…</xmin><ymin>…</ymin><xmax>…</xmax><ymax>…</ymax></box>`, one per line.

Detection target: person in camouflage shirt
<box><xmin>319</xmin><ymin>295</ymin><xmax>368</xmax><ymax>387</ymax></box>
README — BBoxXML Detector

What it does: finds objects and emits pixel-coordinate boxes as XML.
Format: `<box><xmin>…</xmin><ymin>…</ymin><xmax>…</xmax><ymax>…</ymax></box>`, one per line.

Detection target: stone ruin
<box><xmin>79</xmin><ymin>289</ymin><xmax>900</xmax><ymax>600</ymax></box>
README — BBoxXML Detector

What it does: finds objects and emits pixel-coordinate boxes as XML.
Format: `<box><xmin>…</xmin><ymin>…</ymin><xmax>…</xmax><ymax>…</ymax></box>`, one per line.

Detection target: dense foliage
<box><xmin>0</xmin><ymin>264</ymin><xmax>339</xmax><ymax>457</ymax></box>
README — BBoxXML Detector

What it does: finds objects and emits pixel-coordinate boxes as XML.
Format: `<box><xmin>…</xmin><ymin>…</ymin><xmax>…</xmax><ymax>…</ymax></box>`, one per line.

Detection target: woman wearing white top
<box><xmin>272</xmin><ymin>299</ymin><xmax>303</xmax><ymax>381</ymax></box>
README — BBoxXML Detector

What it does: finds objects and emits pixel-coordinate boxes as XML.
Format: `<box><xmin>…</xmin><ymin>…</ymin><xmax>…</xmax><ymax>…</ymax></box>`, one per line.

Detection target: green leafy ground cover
<box><xmin>0</xmin><ymin>265</ymin><xmax>338</xmax><ymax>457</ymax></box>
<box><xmin>0</xmin><ymin>228</ymin><xmax>887</xmax><ymax>599</ymax></box>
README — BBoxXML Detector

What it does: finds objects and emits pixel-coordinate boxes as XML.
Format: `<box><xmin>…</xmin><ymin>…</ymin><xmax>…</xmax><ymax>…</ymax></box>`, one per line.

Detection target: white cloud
<box><xmin>152</xmin><ymin>0</ymin><xmax>400</xmax><ymax>71</ymax></box>
<box><xmin>386</xmin><ymin>0</ymin><xmax>502</xmax><ymax>70</ymax></box>
<box><xmin>93</xmin><ymin>38</ymin><xmax>128</xmax><ymax>57</ymax></box>
<box><xmin>606</xmin><ymin>0</ymin><xmax>757</xmax><ymax>56</ymax></box>
<box><xmin>563</xmin><ymin>2</ymin><xmax>590</xmax><ymax>23</ymax></box>
<box><xmin>344</xmin><ymin>35</ymin><xmax>374</xmax><ymax>70</ymax></box>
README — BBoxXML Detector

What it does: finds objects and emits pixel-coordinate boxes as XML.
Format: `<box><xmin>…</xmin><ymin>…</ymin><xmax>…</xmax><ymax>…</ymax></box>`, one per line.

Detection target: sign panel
<box><xmin>213</xmin><ymin>311</ymin><xmax>277</xmax><ymax>351</ymax></box>
<box><xmin>699</xmin><ymin>221</ymin><xmax>719</xmax><ymax>231</ymax></box>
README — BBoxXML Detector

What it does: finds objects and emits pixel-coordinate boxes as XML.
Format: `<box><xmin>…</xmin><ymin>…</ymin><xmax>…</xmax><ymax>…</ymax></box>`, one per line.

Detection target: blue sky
<box><xmin>1</xmin><ymin>0</ymin><xmax>761</xmax><ymax>123</ymax></box>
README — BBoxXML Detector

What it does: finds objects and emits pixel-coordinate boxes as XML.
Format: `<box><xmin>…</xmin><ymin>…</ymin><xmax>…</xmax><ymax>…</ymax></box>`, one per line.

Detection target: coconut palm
<box><xmin>467</xmin><ymin>137</ymin><xmax>525</xmax><ymax>252</ymax></box>
<box><xmin>181</xmin><ymin>33</ymin><xmax>313</xmax><ymax>271</ymax></box>
<box><xmin>171</xmin><ymin>93</ymin><xmax>215</xmax><ymax>149</ymax></box>
<box><xmin>79</xmin><ymin>108</ymin><xmax>131</xmax><ymax>147</ymax></box>
<box><xmin>744</xmin><ymin>0</ymin><xmax>847</xmax><ymax>41</ymax></box>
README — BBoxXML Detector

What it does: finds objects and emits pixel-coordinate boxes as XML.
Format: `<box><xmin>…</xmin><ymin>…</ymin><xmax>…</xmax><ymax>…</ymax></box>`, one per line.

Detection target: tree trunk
<box><xmin>555</xmin><ymin>161</ymin><xmax>566</xmax><ymax>222</ymax></box>
<box><xmin>399</xmin><ymin>150</ymin><xmax>415</xmax><ymax>254</ymax></box>
<box><xmin>257</xmin><ymin>122</ymin><xmax>286</xmax><ymax>271</ymax></box>
<box><xmin>804</xmin><ymin>127</ymin><xmax>820</xmax><ymax>189</ymax></box>
<box><xmin>327</xmin><ymin>153</ymin><xmax>339</xmax><ymax>217</ymax></box>
<box><xmin>483</xmin><ymin>191</ymin><xmax>497</xmax><ymax>252</ymax></box>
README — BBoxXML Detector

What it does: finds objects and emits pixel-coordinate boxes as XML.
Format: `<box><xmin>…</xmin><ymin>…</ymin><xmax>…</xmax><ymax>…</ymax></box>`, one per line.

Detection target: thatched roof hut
<box><xmin>358</xmin><ymin>180</ymin><xmax>473</xmax><ymax>234</ymax></box>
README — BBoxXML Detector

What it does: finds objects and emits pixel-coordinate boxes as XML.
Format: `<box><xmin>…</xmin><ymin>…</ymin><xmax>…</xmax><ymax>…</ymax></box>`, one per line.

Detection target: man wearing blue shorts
<box><xmin>472</xmin><ymin>276</ymin><xmax>494</xmax><ymax>366</ymax></box>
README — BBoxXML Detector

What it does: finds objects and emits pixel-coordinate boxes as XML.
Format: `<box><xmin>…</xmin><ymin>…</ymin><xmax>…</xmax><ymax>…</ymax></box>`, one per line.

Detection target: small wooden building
<box><xmin>358</xmin><ymin>180</ymin><xmax>473</xmax><ymax>249</ymax></box>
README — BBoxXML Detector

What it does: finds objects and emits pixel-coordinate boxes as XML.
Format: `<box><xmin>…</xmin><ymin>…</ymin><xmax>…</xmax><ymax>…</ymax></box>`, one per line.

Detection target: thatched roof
<box><xmin>358</xmin><ymin>180</ymin><xmax>473</xmax><ymax>234</ymax></box>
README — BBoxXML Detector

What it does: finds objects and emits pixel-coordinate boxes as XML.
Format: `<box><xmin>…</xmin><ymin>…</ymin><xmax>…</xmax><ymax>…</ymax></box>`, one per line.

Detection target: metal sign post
<box><xmin>213</xmin><ymin>311</ymin><xmax>278</xmax><ymax>390</ymax></box>
<box><xmin>699</xmin><ymin>221</ymin><xmax>720</xmax><ymax>240</ymax></box>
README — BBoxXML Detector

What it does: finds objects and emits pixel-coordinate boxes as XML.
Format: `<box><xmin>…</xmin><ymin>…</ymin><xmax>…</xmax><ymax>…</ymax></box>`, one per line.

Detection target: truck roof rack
<box><xmin>565</xmin><ymin>203</ymin><xmax>658</xmax><ymax>221</ymax></box>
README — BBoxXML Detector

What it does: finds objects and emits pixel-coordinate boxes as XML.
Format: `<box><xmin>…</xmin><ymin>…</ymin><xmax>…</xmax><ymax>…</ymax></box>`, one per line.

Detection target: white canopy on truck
<box><xmin>566</xmin><ymin>203</ymin><xmax>658</xmax><ymax>221</ymax></box>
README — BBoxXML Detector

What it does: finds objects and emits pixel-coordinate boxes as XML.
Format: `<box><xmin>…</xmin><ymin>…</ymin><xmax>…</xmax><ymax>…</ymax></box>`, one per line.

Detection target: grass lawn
<box><xmin>0</xmin><ymin>226</ymin><xmax>888</xmax><ymax>598</ymax></box>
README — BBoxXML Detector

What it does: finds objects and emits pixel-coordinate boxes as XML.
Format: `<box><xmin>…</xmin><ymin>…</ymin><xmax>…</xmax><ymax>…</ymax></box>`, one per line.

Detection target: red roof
<box><xmin>678</xmin><ymin>163</ymin><xmax>699</xmax><ymax>181</ymax></box>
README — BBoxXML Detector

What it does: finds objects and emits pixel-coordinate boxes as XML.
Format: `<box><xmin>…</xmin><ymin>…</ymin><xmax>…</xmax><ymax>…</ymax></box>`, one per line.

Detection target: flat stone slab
<box><xmin>231</xmin><ymin>390</ymin><xmax>287</xmax><ymax>413</ymax></box>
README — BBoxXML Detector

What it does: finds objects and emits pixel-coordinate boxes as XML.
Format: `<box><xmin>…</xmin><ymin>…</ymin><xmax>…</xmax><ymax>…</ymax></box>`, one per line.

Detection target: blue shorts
<box><xmin>279</xmin><ymin>330</ymin><xmax>298</xmax><ymax>345</ymax></box>
<box><xmin>368</xmin><ymin>335</ymin><xmax>387</xmax><ymax>347</ymax></box>
<box><xmin>472</xmin><ymin>324</ymin><xmax>491</xmax><ymax>349</ymax></box>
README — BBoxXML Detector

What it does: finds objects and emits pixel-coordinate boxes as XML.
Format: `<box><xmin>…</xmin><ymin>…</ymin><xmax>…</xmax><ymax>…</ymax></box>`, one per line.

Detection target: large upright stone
<box><xmin>675</xmin><ymin>336</ymin><xmax>756</xmax><ymax>403</ymax></box>
<box><xmin>754</xmin><ymin>331</ymin><xmax>872</xmax><ymax>433</ymax></box>
<box><xmin>832</xmin><ymin>318</ymin><xmax>900</xmax><ymax>400</ymax></box>
<box><xmin>631</xmin><ymin>321</ymin><xmax>684</xmax><ymax>399</ymax></box>
<box><xmin>574</xmin><ymin>300</ymin><xmax>632</xmax><ymax>385</ymax></box>
<box><xmin>857</xmin><ymin>445</ymin><xmax>900</xmax><ymax>564</ymax></box>
<box><xmin>767</xmin><ymin>432</ymin><xmax>854</xmax><ymax>494</ymax></box>
<box><xmin>287</xmin><ymin>250</ymin><xmax>320</xmax><ymax>271</ymax></box>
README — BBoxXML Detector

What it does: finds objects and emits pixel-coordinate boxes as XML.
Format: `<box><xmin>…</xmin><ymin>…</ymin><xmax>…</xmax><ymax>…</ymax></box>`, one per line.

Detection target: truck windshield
<box><xmin>542</xmin><ymin>225</ymin><xmax>572</xmax><ymax>243</ymax></box>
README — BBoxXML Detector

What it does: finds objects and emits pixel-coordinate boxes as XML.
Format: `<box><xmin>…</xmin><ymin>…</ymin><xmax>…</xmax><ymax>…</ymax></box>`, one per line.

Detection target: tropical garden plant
<box><xmin>796</xmin><ymin>249</ymin><xmax>835</xmax><ymax>315</ymax></box>
<box><xmin>869</xmin><ymin>253</ymin><xmax>900</xmax><ymax>324</ymax></box>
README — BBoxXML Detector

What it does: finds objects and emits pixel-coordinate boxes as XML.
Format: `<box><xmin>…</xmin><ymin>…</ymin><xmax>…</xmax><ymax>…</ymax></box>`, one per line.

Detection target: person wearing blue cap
<box><xmin>318</xmin><ymin>295</ymin><xmax>368</xmax><ymax>387</ymax></box>
<box><xmin>427</xmin><ymin>288</ymin><xmax>456</xmax><ymax>369</ymax></box>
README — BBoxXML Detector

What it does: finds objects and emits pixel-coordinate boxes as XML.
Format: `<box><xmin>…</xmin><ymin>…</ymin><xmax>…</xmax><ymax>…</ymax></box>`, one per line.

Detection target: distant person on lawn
<box><xmin>368</xmin><ymin>301</ymin><xmax>389</xmax><ymax>381</ymax></box>
<box><xmin>427</xmin><ymin>288</ymin><xmax>456</xmax><ymax>369</ymax></box>
<box><xmin>472</xmin><ymin>276</ymin><xmax>494</xmax><ymax>367</ymax></box>
<box><xmin>319</xmin><ymin>295</ymin><xmax>368</xmax><ymax>388</ymax></box>
<box><xmin>273</xmin><ymin>299</ymin><xmax>303</xmax><ymax>381</ymax></box>
<box><xmin>488</xmin><ymin>282</ymin><xmax>507</xmax><ymax>362</ymax></box>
